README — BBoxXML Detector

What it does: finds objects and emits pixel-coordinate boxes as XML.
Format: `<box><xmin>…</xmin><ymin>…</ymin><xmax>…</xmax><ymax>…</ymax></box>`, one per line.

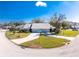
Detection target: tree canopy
<box><xmin>32</xmin><ymin>18</ymin><xmax>44</xmax><ymax>23</ymax></box>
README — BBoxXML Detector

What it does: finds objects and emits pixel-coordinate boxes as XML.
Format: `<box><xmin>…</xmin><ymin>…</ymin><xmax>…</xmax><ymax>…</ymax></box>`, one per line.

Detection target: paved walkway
<box><xmin>11</xmin><ymin>33</ymin><xmax>40</xmax><ymax>44</ymax></box>
<box><xmin>48</xmin><ymin>35</ymin><xmax>75</xmax><ymax>40</ymax></box>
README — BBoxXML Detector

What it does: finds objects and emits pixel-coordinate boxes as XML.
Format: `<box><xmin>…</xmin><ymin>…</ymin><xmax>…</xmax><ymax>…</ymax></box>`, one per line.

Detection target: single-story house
<box><xmin>31</xmin><ymin>23</ymin><xmax>54</xmax><ymax>33</ymax></box>
<box><xmin>15</xmin><ymin>23</ymin><xmax>55</xmax><ymax>33</ymax></box>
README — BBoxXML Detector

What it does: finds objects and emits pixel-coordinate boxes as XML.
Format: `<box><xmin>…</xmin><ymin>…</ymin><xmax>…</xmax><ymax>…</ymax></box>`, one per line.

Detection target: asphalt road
<box><xmin>0</xmin><ymin>30</ymin><xmax>79</xmax><ymax>57</ymax></box>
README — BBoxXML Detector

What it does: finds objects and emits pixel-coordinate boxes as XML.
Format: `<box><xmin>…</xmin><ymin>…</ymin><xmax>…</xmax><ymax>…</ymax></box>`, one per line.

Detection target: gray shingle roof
<box><xmin>16</xmin><ymin>23</ymin><xmax>55</xmax><ymax>30</ymax></box>
<box><xmin>31</xmin><ymin>23</ymin><xmax>51</xmax><ymax>29</ymax></box>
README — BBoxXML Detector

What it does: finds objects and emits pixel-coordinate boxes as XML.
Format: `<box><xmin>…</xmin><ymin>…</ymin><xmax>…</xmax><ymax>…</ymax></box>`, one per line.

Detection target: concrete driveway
<box><xmin>0</xmin><ymin>30</ymin><xmax>79</xmax><ymax>57</ymax></box>
<box><xmin>11</xmin><ymin>33</ymin><xmax>40</xmax><ymax>44</ymax></box>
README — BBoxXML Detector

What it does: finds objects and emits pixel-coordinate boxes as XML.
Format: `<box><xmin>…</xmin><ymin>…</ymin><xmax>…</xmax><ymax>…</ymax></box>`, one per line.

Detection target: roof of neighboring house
<box><xmin>16</xmin><ymin>24</ymin><xmax>31</xmax><ymax>30</ymax></box>
<box><xmin>68</xmin><ymin>20</ymin><xmax>79</xmax><ymax>23</ymax></box>
<box><xmin>15</xmin><ymin>25</ymin><xmax>24</xmax><ymax>29</ymax></box>
<box><xmin>31</xmin><ymin>23</ymin><xmax>51</xmax><ymax>29</ymax></box>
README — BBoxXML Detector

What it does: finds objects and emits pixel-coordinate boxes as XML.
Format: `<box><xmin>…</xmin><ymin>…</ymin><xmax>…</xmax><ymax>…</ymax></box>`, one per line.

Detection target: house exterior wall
<box><xmin>21</xmin><ymin>28</ymin><xmax>30</xmax><ymax>31</ymax></box>
<box><xmin>31</xmin><ymin>29</ymin><xmax>50</xmax><ymax>33</ymax></box>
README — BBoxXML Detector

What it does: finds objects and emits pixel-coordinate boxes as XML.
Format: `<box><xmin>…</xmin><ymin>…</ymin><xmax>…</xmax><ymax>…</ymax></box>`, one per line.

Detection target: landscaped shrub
<box><xmin>18</xmin><ymin>29</ymin><xmax>30</xmax><ymax>33</ymax></box>
<box><xmin>55</xmin><ymin>29</ymin><xmax>60</xmax><ymax>34</ymax></box>
<box><xmin>6</xmin><ymin>31</ymin><xmax>30</xmax><ymax>39</ymax></box>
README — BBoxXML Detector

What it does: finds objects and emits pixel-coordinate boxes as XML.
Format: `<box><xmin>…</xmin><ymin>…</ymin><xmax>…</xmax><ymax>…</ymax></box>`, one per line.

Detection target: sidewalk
<box><xmin>11</xmin><ymin>33</ymin><xmax>40</xmax><ymax>44</ymax></box>
<box><xmin>48</xmin><ymin>35</ymin><xmax>75</xmax><ymax>40</ymax></box>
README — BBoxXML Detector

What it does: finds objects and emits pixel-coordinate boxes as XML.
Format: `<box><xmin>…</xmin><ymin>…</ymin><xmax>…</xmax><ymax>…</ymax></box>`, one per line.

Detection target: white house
<box><xmin>31</xmin><ymin>23</ymin><xmax>54</xmax><ymax>33</ymax></box>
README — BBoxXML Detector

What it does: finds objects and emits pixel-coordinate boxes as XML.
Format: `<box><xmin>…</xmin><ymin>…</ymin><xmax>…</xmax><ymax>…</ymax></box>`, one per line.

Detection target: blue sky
<box><xmin>0</xmin><ymin>1</ymin><xmax>79</xmax><ymax>23</ymax></box>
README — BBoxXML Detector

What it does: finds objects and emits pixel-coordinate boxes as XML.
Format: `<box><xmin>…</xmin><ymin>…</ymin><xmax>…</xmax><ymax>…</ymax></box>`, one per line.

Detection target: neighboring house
<box><xmin>15</xmin><ymin>25</ymin><xmax>24</xmax><ymax>30</ymax></box>
<box><xmin>16</xmin><ymin>24</ymin><xmax>31</xmax><ymax>30</ymax></box>
<box><xmin>68</xmin><ymin>21</ymin><xmax>79</xmax><ymax>30</ymax></box>
<box><xmin>22</xmin><ymin>24</ymin><xmax>32</xmax><ymax>31</ymax></box>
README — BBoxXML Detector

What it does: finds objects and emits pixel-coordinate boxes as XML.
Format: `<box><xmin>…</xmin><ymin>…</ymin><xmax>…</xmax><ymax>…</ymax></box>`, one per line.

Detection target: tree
<box><xmin>62</xmin><ymin>21</ymin><xmax>71</xmax><ymax>29</ymax></box>
<box><xmin>50</xmin><ymin>13</ymin><xmax>66</xmax><ymax>34</ymax></box>
<box><xmin>7</xmin><ymin>21</ymin><xmax>25</xmax><ymax>34</ymax></box>
<box><xmin>50</xmin><ymin>13</ymin><xmax>58</xmax><ymax>27</ymax></box>
<box><xmin>32</xmin><ymin>18</ymin><xmax>44</xmax><ymax>23</ymax></box>
<box><xmin>9</xmin><ymin>25</ymin><xmax>16</xmax><ymax>34</ymax></box>
<box><xmin>9</xmin><ymin>21</ymin><xmax>25</xmax><ymax>26</ymax></box>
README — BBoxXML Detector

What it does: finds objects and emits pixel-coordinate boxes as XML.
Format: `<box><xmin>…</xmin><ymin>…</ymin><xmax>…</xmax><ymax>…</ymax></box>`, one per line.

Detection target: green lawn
<box><xmin>6</xmin><ymin>31</ymin><xmax>30</xmax><ymax>40</ymax></box>
<box><xmin>58</xmin><ymin>30</ymin><xmax>79</xmax><ymax>37</ymax></box>
<box><xmin>21</xmin><ymin>35</ymin><xmax>70</xmax><ymax>48</ymax></box>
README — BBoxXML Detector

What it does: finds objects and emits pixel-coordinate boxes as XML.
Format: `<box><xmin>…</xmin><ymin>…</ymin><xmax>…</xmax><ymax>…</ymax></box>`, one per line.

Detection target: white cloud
<box><xmin>35</xmin><ymin>1</ymin><xmax>47</xmax><ymax>7</ymax></box>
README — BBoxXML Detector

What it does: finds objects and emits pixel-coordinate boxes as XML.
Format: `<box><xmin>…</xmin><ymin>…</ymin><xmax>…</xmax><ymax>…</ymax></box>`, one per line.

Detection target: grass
<box><xmin>58</xmin><ymin>30</ymin><xmax>79</xmax><ymax>37</ymax></box>
<box><xmin>21</xmin><ymin>35</ymin><xmax>70</xmax><ymax>48</ymax></box>
<box><xmin>6</xmin><ymin>31</ymin><xmax>30</xmax><ymax>40</ymax></box>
